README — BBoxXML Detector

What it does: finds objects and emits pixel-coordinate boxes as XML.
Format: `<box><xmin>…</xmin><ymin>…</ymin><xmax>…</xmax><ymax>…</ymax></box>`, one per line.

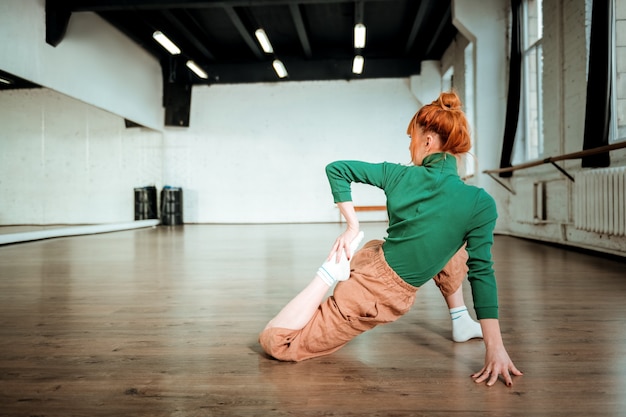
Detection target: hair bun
<box><xmin>407</xmin><ymin>90</ymin><xmax>471</xmax><ymax>156</ymax></box>
<box><xmin>437</xmin><ymin>91</ymin><xmax>462</xmax><ymax>110</ymax></box>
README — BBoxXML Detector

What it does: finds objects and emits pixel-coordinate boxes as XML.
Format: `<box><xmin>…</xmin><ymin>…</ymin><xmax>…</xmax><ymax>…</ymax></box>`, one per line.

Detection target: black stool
<box><xmin>160</xmin><ymin>187</ymin><xmax>183</xmax><ymax>225</ymax></box>
<box><xmin>134</xmin><ymin>186</ymin><xmax>158</xmax><ymax>220</ymax></box>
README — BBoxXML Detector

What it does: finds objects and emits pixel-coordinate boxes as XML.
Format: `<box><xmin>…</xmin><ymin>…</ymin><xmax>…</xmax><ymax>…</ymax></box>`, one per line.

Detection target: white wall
<box><xmin>0</xmin><ymin>89</ymin><xmax>163</xmax><ymax>224</ymax></box>
<box><xmin>0</xmin><ymin>0</ymin><xmax>163</xmax><ymax>130</ymax></box>
<box><xmin>163</xmin><ymin>79</ymin><xmax>418</xmax><ymax>223</ymax></box>
<box><xmin>0</xmin><ymin>79</ymin><xmax>419</xmax><ymax>225</ymax></box>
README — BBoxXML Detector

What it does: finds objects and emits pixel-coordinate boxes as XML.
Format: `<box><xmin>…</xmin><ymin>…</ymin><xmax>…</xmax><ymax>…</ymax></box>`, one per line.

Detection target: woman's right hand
<box><xmin>329</xmin><ymin>201</ymin><xmax>362</xmax><ymax>263</ymax></box>
<box><xmin>327</xmin><ymin>228</ymin><xmax>363</xmax><ymax>263</ymax></box>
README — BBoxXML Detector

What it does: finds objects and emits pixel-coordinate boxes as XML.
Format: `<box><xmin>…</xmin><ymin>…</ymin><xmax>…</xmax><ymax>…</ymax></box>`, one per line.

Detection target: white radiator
<box><xmin>574</xmin><ymin>167</ymin><xmax>626</xmax><ymax>236</ymax></box>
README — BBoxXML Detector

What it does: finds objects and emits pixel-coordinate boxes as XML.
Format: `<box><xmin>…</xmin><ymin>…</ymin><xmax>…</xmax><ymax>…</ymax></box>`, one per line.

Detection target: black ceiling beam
<box><xmin>404</xmin><ymin>1</ymin><xmax>430</xmax><ymax>54</ymax></box>
<box><xmin>354</xmin><ymin>0</ymin><xmax>364</xmax><ymax>23</ymax></box>
<box><xmin>223</xmin><ymin>6</ymin><xmax>264</xmax><ymax>59</ymax></box>
<box><xmin>183</xmin><ymin>9</ymin><xmax>219</xmax><ymax>61</ymax></box>
<box><xmin>423</xmin><ymin>6</ymin><xmax>451</xmax><ymax>58</ymax></box>
<box><xmin>161</xmin><ymin>10</ymin><xmax>216</xmax><ymax>60</ymax></box>
<box><xmin>63</xmin><ymin>0</ymin><xmax>401</xmax><ymax>12</ymax></box>
<box><xmin>289</xmin><ymin>4</ymin><xmax>312</xmax><ymax>58</ymax></box>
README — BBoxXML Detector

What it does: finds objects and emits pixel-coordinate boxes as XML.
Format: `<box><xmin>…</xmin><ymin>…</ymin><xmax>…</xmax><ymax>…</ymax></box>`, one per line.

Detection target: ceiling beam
<box><xmin>289</xmin><ymin>4</ymin><xmax>312</xmax><ymax>59</ymax></box>
<box><xmin>161</xmin><ymin>10</ymin><xmax>216</xmax><ymax>60</ymax></box>
<box><xmin>183</xmin><ymin>10</ymin><xmax>220</xmax><ymax>61</ymax></box>
<box><xmin>354</xmin><ymin>0</ymin><xmax>364</xmax><ymax>23</ymax></box>
<box><xmin>63</xmin><ymin>0</ymin><xmax>401</xmax><ymax>12</ymax></box>
<box><xmin>223</xmin><ymin>5</ymin><xmax>264</xmax><ymax>60</ymax></box>
<box><xmin>404</xmin><ymin>1</ymin><xmax>430</xmax><ymax>54</ymax></box>
<box><xmin>424</xmin><ymin>6</ymin><xmax>451</xmax><ymax>58</ymax></box>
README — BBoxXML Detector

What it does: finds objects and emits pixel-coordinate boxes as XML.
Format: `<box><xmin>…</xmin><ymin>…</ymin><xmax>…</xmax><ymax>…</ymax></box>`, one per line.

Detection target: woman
<box><xmin>259</xmin><ymin>91</ymin><xmax>522</xmax><ymax>387</ymax></box>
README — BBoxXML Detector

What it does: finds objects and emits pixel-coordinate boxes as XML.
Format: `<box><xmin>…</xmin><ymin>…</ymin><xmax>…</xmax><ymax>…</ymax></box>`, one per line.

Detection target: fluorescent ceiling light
<box><xmin>272</xmin><ymin>59</ymin><xmax>288</xmax><ymax>78</ymax></box>
<box><xmin>354</xmin><ymin>23</ymin><xmax>366</xmax><ymax>49</ymax></box>
<box><xmin>0</xmin><ymin>76</ymin><xmax>12</xmax><ymax>84</ymax></box>
<box><xmin>255</xmin><ymin>29</ymin><xmax>274</xmax><ymax>54</ymax></box>
<box><xmin>153</xmin><ymin>31</ymin><xmax>181</xmax><ymax>55</ymax></box>
<box><xmin>352</xmin><ymin>55</ymin><xmax>364</xmax><ymax>74</ymax></box>
<box><xmin>186</xmin><ymin>60</ymin><xmax>208</xmax><ymax>79</ymax></box>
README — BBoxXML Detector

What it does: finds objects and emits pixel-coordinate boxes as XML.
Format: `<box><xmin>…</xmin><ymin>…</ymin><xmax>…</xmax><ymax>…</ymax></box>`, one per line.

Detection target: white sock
<box><xmin>316</xmin><ymin>231</ymin><xmax>365</xmax><ymax>287</ymax></box>
<box><xmin>449</xmin><ymin>306</ymin><xmax>483</xmax><ymax>342</ymax></box>
<box><xmin>316</xmin><ymin>265</ymin><xmax>337</xmax><ymax>286</ymax></box>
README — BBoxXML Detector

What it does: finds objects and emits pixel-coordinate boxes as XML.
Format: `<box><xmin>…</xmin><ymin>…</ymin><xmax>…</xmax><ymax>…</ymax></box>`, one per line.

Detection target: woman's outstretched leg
<box><xmin>264</xmin><ymin>275</ymin><xmax>330</xmax><ymax>330</ymax></box>
<box><xmin>260</xmin><ymin>238</ymin><xmax>418</xmax><ymax>362</ymax></box>
<box><xmin>263</xmin><ymin>231</ymin><xmax>364</xmax><ymax>331</ymax></box>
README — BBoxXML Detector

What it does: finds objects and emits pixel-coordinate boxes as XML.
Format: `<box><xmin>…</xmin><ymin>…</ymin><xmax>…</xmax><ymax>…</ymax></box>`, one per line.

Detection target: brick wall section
<box><xmin>562</xmin><ymin>0</ymin><xmax>588</xmax><ymax>155</ymax></box>
<box><xmin>541</xmin><ymin>0</ymin><xmax>562</xmax><ymax>157</ymax></box>
<box><xmin>541</xmin><ymin>0</ymin><xmax>588</xmax><ymax>157</ymax></box>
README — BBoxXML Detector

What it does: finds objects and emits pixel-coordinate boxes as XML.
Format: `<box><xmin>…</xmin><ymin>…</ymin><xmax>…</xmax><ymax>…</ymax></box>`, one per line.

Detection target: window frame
<box><xmin>513</xmin><ymin>0</ymin><xmax>544</xmax><ymax>164</ymax></box>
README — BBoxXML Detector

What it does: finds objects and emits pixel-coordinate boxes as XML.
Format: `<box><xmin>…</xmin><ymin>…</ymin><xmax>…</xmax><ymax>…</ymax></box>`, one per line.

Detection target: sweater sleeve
<box><xmin>465</xmin><ymin>190</ymin><xmax>499</xmax><ymax>320</ymax></box>
<box><xmin>325</xmin><ymin>161</ymin><xmax>387</xmax><ymax>203</ymax></box>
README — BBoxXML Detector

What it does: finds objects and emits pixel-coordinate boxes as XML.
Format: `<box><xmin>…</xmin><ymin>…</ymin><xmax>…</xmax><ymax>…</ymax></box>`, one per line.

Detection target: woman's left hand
<box><xmin>471</xmin><ymin>344</ymin><xmax>523</xmax><ymax>387</ymax></box>
<box><xmin>472</xmin><ymin>319</ymin><xmax>523</xmax><ymax>387</ymax></box>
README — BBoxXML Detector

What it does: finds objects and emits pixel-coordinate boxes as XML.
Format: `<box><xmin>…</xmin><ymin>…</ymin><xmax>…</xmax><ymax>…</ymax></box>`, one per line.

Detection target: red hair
<box><xmin>406</xmin><ymin>91</ymin><xmax>471</xmax><ymax>154</ymax></box>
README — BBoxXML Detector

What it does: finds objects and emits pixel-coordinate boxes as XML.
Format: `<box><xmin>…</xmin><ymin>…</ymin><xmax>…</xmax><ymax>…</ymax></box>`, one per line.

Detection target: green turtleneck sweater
<box><xmin>325</xmin><ymin>153</ymin><xmax>498</xmax><ymax>319</ymax></box>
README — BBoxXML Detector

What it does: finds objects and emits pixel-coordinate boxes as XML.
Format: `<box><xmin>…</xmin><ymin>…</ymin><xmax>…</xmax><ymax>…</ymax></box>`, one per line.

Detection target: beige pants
<box><xmin>259</xmin><ymin>240</ymin><xmax>468</xmax><ymax>362</ymax></box>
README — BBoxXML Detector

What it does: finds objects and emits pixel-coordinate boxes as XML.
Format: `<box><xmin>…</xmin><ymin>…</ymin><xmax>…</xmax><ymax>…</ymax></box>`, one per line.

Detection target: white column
<box><xmin>452</xmin><ymin>0</ymin><xmax>508</xmax><ymax>192</ymax></box>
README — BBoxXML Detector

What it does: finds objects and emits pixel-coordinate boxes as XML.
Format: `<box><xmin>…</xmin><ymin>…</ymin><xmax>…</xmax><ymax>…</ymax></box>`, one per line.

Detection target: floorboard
<box><xmin>0</xmin><ymin>223</ymin><xmax>625</xmax><ymax>416</ymax></box>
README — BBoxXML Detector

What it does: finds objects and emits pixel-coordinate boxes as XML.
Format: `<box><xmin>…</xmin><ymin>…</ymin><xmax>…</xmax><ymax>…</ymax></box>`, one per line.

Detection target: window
<box><xmin>610</xmin><ymin>0</ymin><xmax>626</xmax><ymax>142</ymax></box>
<box><xmin>513</xmin><ymin>0</ymin><xmax>544</xmax><ymax>163</ymax></box>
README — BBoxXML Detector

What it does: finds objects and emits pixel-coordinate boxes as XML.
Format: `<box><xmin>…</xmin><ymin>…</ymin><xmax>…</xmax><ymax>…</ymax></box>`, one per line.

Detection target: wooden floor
<box><xmin>0</xmin><ymin>223</ymin><xmax>625</xmax><ymax>417</ymax></box>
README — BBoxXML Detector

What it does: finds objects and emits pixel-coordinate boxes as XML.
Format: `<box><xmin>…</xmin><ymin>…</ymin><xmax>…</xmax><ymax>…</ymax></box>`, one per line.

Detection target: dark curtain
<box><xmin>499</xmin><ymin>0</ymin><xmax>523</xmax><ymax>177</ymax></box>
<box><xmin>582</xmin><ymin>0</ymin><xmax>612</xmax><ymax>167</ymax></box>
